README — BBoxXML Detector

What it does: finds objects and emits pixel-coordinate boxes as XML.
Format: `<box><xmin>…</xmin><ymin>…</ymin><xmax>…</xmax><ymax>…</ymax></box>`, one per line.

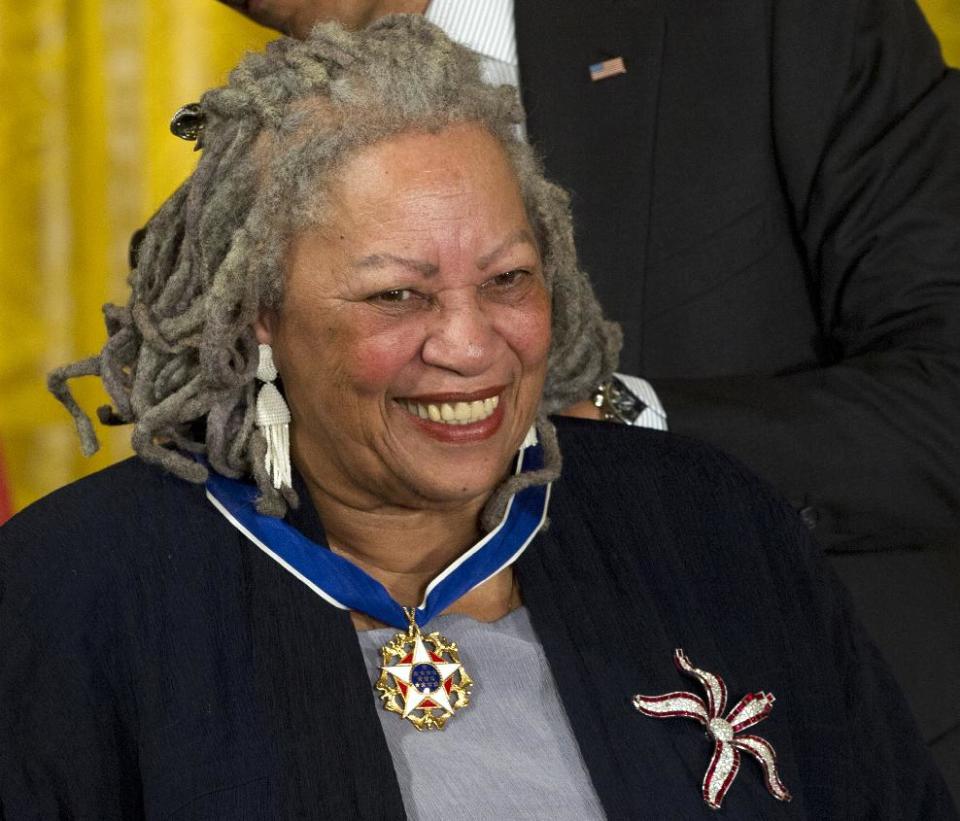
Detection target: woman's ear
<box><xmin>254</xmin><ymin>309</ymin><xmax>276</xmax><ymax>345</ymax></box>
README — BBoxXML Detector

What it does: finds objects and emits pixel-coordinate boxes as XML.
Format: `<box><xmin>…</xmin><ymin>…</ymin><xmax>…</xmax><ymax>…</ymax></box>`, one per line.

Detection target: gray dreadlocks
<box><xmin>48</xmin><ymin>15</ymin><xmax>621</xmax><ymax>526</ymax></box>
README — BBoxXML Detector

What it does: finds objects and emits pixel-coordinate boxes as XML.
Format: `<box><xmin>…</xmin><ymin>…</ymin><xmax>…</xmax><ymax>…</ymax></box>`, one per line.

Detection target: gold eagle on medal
<box><xmin>375</xmin><ymin>620</ymin><xmax>473</xmax><ymax>731</ymax></box>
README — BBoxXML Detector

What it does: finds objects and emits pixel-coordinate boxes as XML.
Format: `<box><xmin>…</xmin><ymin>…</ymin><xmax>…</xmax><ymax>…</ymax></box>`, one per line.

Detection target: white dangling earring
<box><xmin>521</xmin><ymin>423</ymin><xmax>539</xmax><ymax>451</ymax></box>
<box><xmin>256</xmin><ymin>343</ymin><xmax>292</xmax><ymax>490</ymax></box>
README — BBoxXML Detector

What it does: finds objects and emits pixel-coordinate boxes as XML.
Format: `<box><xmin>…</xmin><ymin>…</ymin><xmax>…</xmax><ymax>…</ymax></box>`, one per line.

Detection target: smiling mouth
<box><xmin>397</xmin><ymin>395</ymin><xmax>500</xmax><ymax>426</ymax></box>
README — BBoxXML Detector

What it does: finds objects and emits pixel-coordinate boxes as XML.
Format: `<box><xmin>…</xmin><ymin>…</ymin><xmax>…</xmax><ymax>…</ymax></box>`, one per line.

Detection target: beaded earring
<box><xmin>256</xmin><ymin>343</ymin><xmax>292</xmax><ymax>490</ymax></box>
<box><xmin>521</xmin><ymin>423</ymin><xmax>538</xmax><ymax>450</ymax></box>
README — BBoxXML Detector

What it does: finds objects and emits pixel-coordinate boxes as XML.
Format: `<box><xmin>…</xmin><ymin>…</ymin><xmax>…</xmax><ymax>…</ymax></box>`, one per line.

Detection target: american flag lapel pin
<box><xmin>589</xmin><ymin>56</ymin><xmax>627</xmax><ymax>82</ymax></box>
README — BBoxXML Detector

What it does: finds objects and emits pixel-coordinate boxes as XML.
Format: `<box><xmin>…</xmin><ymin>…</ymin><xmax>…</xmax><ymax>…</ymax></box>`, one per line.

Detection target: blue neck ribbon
<box><xmin>205</xmin><ymin>443</ymin><xmax>550</xmax><ymax>631</ymax></box>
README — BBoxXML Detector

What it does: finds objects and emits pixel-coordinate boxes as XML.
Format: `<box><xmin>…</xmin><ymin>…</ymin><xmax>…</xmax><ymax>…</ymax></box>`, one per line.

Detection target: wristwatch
<box><xmin>591</xmin><ymin>376</ymin><xmax>647</xmax><ymax>424</ymax></box>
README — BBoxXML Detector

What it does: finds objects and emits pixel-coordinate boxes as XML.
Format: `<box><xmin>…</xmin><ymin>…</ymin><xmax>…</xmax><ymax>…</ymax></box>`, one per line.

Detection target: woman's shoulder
<box><xmin>0</xmin><ymin>458</ymin><xmax>226</xmax><ymax>626</ymax></box>
<box><xmin>1</xmin><ymin>456</ymin><xmax>212</xmax><ymax>556</ymax></box>
<box><xmin>549</xmin><ymin>416</ymin><xmax>813</xmax><ymax>567</ymax></box>
<box><xmin>552</xmin><ymin>416</ymin><xmax>783</xmax><ymax>508</ymax></box>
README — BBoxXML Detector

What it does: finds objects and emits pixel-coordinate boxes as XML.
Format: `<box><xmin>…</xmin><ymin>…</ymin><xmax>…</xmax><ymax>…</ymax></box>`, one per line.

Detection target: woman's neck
<box><xmin>300</xmin><ymin>473</ymin><xmax>520</xmax><ymax>628</ymax></box>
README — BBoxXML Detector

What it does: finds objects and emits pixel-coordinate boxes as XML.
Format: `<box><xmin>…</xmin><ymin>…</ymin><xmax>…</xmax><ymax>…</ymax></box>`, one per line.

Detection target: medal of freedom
<box><xmin>375</xmin><ymin>608</ymin><xmax>473</xmax><ymax>730</ymax></box>
<box><xmin>205</xmin><ymin>431</ymin><xmax>548</xmax><ymax>732</ymax></box>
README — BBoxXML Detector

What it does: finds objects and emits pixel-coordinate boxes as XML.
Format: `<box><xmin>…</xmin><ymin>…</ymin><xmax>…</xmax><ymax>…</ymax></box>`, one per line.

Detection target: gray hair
<box><xmin>49</xmin><ymin>15</ymin><xmax>621</xmax><ymax>525</ymax></box>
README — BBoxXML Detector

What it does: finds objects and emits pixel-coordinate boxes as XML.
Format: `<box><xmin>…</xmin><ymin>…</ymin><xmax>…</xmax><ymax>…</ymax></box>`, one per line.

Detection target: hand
<box><xmin>560</xmin><ymin>399</ymin><xmax>603</xmax><ymax>421</ymax></box>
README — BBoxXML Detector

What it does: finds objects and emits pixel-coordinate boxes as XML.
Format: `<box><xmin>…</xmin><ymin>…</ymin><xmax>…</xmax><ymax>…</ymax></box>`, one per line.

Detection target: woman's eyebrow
<box><xmin>352</xmin><ymin>253</ymin><xmax>439</xmax><ymax>277</ymax></box>
<box><xmin>477</xmin><ymin>229</ymin><xmax>538</xmax><ymax>270</ymax></box>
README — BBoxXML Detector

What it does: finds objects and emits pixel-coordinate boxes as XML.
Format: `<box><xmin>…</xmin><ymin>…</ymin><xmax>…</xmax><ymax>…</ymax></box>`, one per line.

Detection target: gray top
<box><xmin>356</xmin><ymin>607</ymin><xmax>606</xmax><ymax>820</ymax></box>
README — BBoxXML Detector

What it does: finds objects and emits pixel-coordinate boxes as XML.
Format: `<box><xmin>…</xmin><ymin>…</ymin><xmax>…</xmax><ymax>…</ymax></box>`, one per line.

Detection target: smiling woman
<box><xmin>0</xmin><ymin>15</ymin><xmax>954</xmax><ymax>821</ymax></box>
<box><xmin>264</xmin><ymin>125</ymin><xmax>552</xmax><ymax>522</ymax></box>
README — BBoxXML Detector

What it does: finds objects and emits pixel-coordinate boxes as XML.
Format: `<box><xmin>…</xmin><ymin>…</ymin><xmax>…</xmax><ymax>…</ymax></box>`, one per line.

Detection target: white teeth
<box><xmin>399</xmin><ymin>395</ymin><xmax>501</xmax><ymax>426</ymax></box>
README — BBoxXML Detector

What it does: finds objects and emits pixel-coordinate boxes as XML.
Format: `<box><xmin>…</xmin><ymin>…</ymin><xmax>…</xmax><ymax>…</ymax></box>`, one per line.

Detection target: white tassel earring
<box><xmin>256</xmin><ymin>343</ymin><xmax>292</xmax><ymax>490</ymax></box>
<box><xmin>521</xmin><ymin>423</ymin><xmax>539</xmax><ymax>451</ymax></box>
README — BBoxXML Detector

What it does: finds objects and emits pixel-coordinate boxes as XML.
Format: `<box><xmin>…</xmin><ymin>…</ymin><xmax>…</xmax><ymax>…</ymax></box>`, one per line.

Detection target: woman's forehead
<box><xmin>282</xmin><ymin>129</ymin><xmax>538</xmax><ymax>294</ymax></box>
<box><xmin>263</xmin><ymin>119</ymin><xmax>523</xmax><ymax>233</ymax></box>
<box><xmin>362</xmin><ymin>126</ymin><xmax>508</xmax><ymax>177</ymax></box>
<box><xmin>280</xmin><ymin>124</ymin><xmax>524</xmax><ymax>243</ymax></box>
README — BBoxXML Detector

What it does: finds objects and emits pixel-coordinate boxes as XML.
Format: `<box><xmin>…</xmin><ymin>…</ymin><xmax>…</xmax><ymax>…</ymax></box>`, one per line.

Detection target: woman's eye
<box><xmin>484</xmin><ymin>270</ymin><xmax>528</xmax><ymax>290</ymax></box>
<box><xmin>370</xmin><ymin>288</ymin><xmax>417</xmax><ymax>304</ymax></box>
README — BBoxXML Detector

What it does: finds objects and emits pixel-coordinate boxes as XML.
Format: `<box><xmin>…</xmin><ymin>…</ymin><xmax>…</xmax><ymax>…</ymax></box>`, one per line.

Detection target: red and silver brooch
<box><xmin>633</xmin><ymin>649</ymin><xmax>792</xmax><ymax>810</ymax></box>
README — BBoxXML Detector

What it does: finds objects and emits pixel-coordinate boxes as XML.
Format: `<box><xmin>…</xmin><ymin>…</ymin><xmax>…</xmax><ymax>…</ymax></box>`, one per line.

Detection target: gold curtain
<box><xmin>0</xmin><ymin>1</ymin><xmax>270</xmax><ymax>513</ymax></box>
<box><xmin>924</xmin><ymin>0</ymin><xmax>960</xmax><ymax>63</ymax></box>
<box><xmin>0</xmin><ymin>2</ymin><xmax>957</xmax><ymax>515</ymax></box>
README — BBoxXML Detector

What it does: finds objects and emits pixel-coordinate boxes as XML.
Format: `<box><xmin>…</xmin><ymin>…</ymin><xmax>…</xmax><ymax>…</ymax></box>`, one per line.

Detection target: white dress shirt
<box><xmin>425</xmin><ymin>0</ymin><xmax>519</xmax><ymax>87</ymax></box>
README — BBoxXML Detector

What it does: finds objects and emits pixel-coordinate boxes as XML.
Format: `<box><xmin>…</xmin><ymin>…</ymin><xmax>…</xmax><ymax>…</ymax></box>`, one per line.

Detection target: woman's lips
<box><xmin>398</xmin><ymin>395</ymin><xmax>499</xmax><ymax>425</ymax></box>
<box><xmin>394</xmin><ymin>390</ymin><xmax>505</xmax><ymax>442</ymax></box>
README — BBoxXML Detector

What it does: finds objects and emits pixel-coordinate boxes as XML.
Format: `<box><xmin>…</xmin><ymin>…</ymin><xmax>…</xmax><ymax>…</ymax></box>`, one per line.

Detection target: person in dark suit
<box><xmin>215</xmin><ymin>0</ymin><xmax>960</xmax><ymax>793</ymax></box>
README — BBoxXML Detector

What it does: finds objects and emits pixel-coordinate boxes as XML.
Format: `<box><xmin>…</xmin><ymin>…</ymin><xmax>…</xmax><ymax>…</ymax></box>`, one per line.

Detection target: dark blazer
<box><xmin>514</xmin><ymin>0</ymin><xmax>960</xmax><ymax>772</ymax></box>
<box><xmin>0</xmin><ymin>422</ymin><xmax>955</xmax><ymax>819</ymax></box>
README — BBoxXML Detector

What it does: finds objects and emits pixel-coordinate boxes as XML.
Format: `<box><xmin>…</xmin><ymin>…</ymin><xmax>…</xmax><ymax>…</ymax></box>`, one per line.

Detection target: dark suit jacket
<box><xmin>0</xmin><ymin>422</ymin><xmax>955</xmax><ymax>818</ymax></box>
<box><xmin>514</xmin><ymin>0</ymin><xmax>960</xmax><ymax>772</ymax></box>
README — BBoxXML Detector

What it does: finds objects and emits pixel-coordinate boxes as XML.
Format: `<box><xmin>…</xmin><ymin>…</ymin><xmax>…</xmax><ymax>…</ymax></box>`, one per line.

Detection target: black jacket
<box><xmin>1</xmin><ymin>421</ymin><xmax>954</xmax><ymax>818</ymax></box>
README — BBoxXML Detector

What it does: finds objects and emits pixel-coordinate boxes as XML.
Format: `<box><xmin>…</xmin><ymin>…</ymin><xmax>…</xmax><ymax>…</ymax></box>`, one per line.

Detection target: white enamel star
<box><xmin>383</xmin><ymin>632</ymin><xmax>463</xmax><ymax>718</ymax></box>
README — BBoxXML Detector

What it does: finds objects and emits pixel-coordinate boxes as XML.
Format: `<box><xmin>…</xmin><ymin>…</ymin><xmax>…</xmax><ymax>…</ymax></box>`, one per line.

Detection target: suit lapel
<box><xmin>514</xmin><ymin>0</ymin><xmax>665</xmax><ymax>374</ymax></box>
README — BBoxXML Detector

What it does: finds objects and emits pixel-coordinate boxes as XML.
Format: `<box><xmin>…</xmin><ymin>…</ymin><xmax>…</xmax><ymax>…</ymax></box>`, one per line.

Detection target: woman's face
<box><xmin>257</xmin><ymin>123</ymin><xmax>551</xmax><ymax>512</ymax></box>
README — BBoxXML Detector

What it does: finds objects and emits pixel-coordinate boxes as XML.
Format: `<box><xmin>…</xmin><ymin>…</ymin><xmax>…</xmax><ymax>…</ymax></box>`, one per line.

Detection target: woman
<box><xmin>0</xmin><ymin>17</ymin><xmax>954</xmax><ymax>820</ymax></box>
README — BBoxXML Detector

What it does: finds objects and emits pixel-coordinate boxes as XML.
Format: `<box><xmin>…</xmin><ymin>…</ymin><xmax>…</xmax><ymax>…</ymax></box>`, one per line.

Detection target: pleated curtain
<box><xmin>0</xmin><ymin>0</ymin><xmax>270</xmax><ymax>514</ymax></box>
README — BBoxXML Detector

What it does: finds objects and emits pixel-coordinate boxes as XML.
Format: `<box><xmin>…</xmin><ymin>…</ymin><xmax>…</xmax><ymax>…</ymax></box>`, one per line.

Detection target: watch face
<box><xmin>605</xmin><ymin>378</ymin><xmax>644</xmax><ymax>424</ymax></box>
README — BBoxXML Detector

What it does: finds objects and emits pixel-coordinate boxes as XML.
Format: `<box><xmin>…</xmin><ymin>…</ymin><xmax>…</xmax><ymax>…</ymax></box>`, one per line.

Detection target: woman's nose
<box><xmin>421</xmin><ymin>293</ymin><xmax>502</xmax><ymax>376</ymax></box>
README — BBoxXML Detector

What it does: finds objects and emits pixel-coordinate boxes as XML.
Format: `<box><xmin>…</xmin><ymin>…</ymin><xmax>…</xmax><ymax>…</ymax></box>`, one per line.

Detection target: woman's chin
<box><xmin>385</xmin><ymin>407</ymin><xmax>525</xmax><ymax>506</ymax></box>
<box><xmin>405</xmin><ymin>470</ymin><xmax>510</xmax><ymax>511</ymax></box>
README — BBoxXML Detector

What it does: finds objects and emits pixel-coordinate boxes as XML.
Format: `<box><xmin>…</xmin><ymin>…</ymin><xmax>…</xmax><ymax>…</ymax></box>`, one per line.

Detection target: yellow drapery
<box><xmin>0</xmin><ymin>1</ymin><xmax>271</xmax><ymax>512</ymax></box>
<box><xmin>0</xmin><ymin>1</ymin><xmax>957</xmax><ymax>514</ymax></box>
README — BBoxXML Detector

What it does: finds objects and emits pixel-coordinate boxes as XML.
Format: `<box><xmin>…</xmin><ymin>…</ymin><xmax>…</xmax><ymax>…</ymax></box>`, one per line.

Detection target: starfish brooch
<box><xmin>632</xmin><ymin>649</ymin><xmax>792</xmax><ymax>810</ymax></box>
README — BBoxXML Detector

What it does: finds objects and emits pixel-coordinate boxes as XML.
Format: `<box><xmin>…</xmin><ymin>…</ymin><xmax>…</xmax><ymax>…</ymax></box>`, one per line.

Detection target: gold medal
<box><xmin>375</xmin><ymin>607</ymin><xmax>473</xmax><ymax>730</ymax></box>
